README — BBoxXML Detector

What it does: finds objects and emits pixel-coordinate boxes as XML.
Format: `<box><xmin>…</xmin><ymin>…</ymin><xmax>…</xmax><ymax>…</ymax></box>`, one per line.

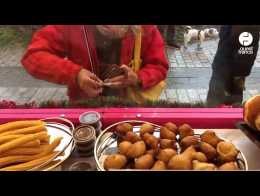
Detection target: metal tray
<box><xmin>94</xmin><ymin>120</ymin><xmax>248</xmax><ymax>171</ymax></box>
<box><xmin>29</xmin><ymin>117</ymin><xmax>75</xmax><ymax>171</ymax></box>
<box><xmin>236</xmin><ymin>121</ymin><xmax>260</xmax><ymax>150</ymax></box>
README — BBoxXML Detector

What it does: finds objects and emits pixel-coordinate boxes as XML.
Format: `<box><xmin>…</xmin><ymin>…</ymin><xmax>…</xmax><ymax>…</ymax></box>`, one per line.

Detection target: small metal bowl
<box><xmin>79</xmin><ymin>111</ymin><xmax>101</xmax><ymax>129</ymax></box>
<box><xmin>73</xmin><ymin>125</ymin><xmax>96</xmax><ymax>153</ymax></box>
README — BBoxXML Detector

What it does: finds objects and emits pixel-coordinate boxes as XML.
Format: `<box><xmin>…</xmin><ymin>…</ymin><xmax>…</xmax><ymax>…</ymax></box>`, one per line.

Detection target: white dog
<box><xmin>184</xmin><ymin>26</ymin><xmax>219</xmax><ymax>50</ymax></box>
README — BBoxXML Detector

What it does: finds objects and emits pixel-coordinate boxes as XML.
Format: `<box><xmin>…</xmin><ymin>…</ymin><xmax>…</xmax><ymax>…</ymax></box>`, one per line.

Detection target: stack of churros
<box><xmin>0</xmin><ymin>120</ymin><xmax>63</xmax><ymax>171</ymax></box>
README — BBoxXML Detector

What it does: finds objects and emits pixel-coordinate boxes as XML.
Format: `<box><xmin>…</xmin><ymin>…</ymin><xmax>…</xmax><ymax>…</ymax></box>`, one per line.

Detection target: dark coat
<box><xmin>212</xmin><ymin>25</ymin><xmax>259</xmax><ymax>76</ymax></box>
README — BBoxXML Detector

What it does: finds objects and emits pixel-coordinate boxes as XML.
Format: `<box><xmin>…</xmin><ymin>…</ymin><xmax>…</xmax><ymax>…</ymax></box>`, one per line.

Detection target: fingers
<box><xmin>120</xmin><ymin>65</ymin><xmax>131</xmax><ymax>77</ymax></box>
<box><xmin>90</xmin><ymin>73</ymin><xmax>104</xmax><ymax>86</ymax></box>
<box><xmin>120</xmin><ymin>64</ymin><xmax>138</xmax><ymax>87</ymax></box>
<box><xmin>86</xmin><ymin>72</ymin><xmax>103</xmax><ymax>88</ymax></box>
<box><xmin>80</xmin><ymin>72</ymin><xmax>102</xmax><ymax>89</ymax></box>
<box><xmin>78</xmin><ymin>69</ymin><xmax>103</xmax><ymax>89</ymax></box>
<box><xmin>89</xmin><ymin>78</ymin><xmax>102</xmax><ymax>89</ymax></box>
<box><xmin>120</xmin><ymin>64</ymin><xmax>131</xmax><ymax>71</ymax></box>
<box><xmin>105</xmin><ymin>81</ymin><xmax>125</xmax><ymax>89</ymax></box>
<box><xmin>79</xmin><ymin>75</ymin><xmax>103</xmax><ymax>97</ymax></box>
<box><xmin>103</xmin><ymin>65</ymin><xmax>135</xmax><ymax>88</ymax></box>
<box><xmin>105</xmin><ymin>75</ymin><xmax>125</xmax><ymax>83</ymax></box>
<box><xmin>81</xmin><ymin>76</ymin><xmax>103</xmax><ymax>98</ymax></box>
<box><xmin>81</xmin><ymin>83</ymin><xmax>103</xmax><ymax>98</ymax></box>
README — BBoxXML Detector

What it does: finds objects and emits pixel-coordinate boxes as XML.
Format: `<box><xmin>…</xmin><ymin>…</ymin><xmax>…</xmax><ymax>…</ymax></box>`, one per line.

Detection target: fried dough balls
<box><xmin>143</xmin><ymin>133</ymin><xmax>159</xmax><ymax>149</ymax></box>
<box><xmin>125</xmin><ymin>161</ymin><xmax>135</xmax><ymax>169</ymax></box>
<box><xmin>243</xmin><ymin>95</ymin><xmax>260</xmax><ymax>130</ymax></box>
<box><xmin>160</xmin><ymin>127</ymin><xmax>176</xmax><ymax>140</ymax></box>
<box><xmin>123</xmin><ymin>131</ymin><xmax>141</xmax><ymax>143</ymax></box>
<box><xmin>201</xmin><ymin>130</ymin><xmax>222</xmax><ymax>147</ymax></box>
<box><xmin>163</xmin><ymin>122</ymin><xmax>178</xmax><ymax>134</ymax></box>
<box><xmin>178</xmin><ymin>124</ymin><xmax>194</xmax><ymax>140</ymax></box>
<box><xmin>118</xmin><ymin>141</ymin><xmax>132</xmax><ymax>155</ymax></box>
<box><xmin>135</xmin><ymin>154</ymin><xmax>154</xmax><ymax>169</ymax></box>
<box><xmin>217</xmin><ymin>141</ymin><xmax>239</xmax><ymax>162</ymax></box>
<box><xmin>167</xmin><ymin>146</ymin><xmax>195</xmax><ymax>170</ymax></box>
<box><xmin>146</xmin><ymin>149</ymin><xmax>158</xmax><ymax>157</ymax></box>
<box><xmin>192</xmin><ymin>160</ymin><xmax>217</xmax><ymax>171</ymax></box>
<box><xmin>182</xmin><ymin>146</ymin><xmax>197</xmax><ymax>159</ymax></box>
<box><xmin>104</xmin><ymin>154</ymin><xmax>127</xmax><ymax>170</ymax></box>
<box><xmin>126</xmin><ymin>141</ymin><xmax>146</xmax><ymax>158</ymax></box>
<box><xmin>193</xmin><ymin>152</ymin><xmax>208</xmax><ymax>162</ymax></box>
<box><xmin>140</xmin><ymin>123</ymin><xmax>154</xmax><ymax>136</ymax></box>
<box><xmin>255</xmin><ymin>114</ymin><xmax>260</xmax><ymax>131</ymax></box>
<box><xmin>157</xmin><ymin>148</ymin><xmax>177</xmax><ymax>163</ymax></box>
<box><xmin>218</xmin><ymin>162</ymin><xmax>239</xmax><ymax>171</ymax></box>
<box><xmin>104</xmin><ymin>122</ymin><xmax>242</xmax><ymax>171</ymax></box>
<box><xmin>160</xmin><ymin>139</ymin><xmax>177</xmax><ymax>149</ymax></box>
<box><xmin>168</xmin><ymin>154</ymin><xmax>192</xmax><ymax>170</ymax></box>
<box><xmin>180</xmin><ymin>136</ymin><xmax>199</xmax><ymax>150</ymax></box>
<box><xmin>199</xmin><ymin>142</ymin><xmax>217</xmax><ymax>161</ymax></box>
<box><xmin>116</xmin><ymin>123</ymin><xmax>133</xmax><ymax>135</ymax></box>
<box><xmin>151</xmin><ymin>160</ymin><xmax>166</xmax><ymax>170</ymax></box>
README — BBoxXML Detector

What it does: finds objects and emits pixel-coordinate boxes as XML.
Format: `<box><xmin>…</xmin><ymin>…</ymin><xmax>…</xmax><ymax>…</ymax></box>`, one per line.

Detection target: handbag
<box><xmin>127</xmin><ymin>26</ymin><xmax>166</xmax><ymax>104</ymax></box>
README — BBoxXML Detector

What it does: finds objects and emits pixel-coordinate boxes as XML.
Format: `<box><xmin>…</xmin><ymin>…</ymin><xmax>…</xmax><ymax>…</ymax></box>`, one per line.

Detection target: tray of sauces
<box><xmin>94</xmin><ymin>120</ymin><xmax>247</xmax><ymax>171</ymax></box>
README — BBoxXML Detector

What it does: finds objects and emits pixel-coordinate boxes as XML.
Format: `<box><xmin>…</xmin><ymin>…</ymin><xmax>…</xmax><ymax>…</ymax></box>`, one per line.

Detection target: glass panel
<box><xmin>0</xmin><ymin>25</ymin><xmax>259</xmax><ymax>108</ymax></box>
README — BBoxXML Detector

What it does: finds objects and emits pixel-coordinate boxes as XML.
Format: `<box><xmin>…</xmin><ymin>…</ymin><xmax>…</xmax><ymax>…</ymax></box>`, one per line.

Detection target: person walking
<box><xmin>207</xmin><ymin>25</ymin><xmax>260</xmax><ymax>107</ymax></box>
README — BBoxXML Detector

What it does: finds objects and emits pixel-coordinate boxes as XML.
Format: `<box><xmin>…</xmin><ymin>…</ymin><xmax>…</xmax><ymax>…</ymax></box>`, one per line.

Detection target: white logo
<box><xmin>239</xmin><ymin>32</ymin><xmax>253</xmax><ymax>46</ymax></box>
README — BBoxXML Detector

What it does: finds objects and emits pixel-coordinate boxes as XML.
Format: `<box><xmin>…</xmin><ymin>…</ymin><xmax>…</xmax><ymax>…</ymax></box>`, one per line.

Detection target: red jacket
<box><xmin>22</xmin><ymin>25</ymin><xmax>169</xmax><ymax>100</ymax></box>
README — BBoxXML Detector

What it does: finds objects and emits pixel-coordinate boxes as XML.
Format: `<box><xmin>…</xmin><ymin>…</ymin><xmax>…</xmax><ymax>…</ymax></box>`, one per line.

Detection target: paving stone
<box><xmin>165</xmin><ymin>89</ymin><xmax>177</xmax><ymax>100</ymax></box>
<box><xmin>248</xmin><ymin>90</ymin><xmax>259</xmax><ymax>96</ymax></box>
<box><xmin>28</xmin><ymin>88</ymin><xmax>47</xmax><ymax>102</ymax></box>
<box><xmin>176</xmin><ymin>89</ymin><xmax>190</xmax><ymax>103</ymax></box>
<box><xmin>159</xmin><ymin>90</ymin><xmax>167</xmax><ymax>100</ymax></box>
<box><xmin>197</xmin><ymin>89</ymin><xmax>208</xmax><ymax>102</ymax></box>
<box><xmin>187</xmin><ymin>89</ymin><xmax>201</xmax><ymax>103</ymax></box>
<box><xmin>243</xmin><ymin>91</ymin><xmax>252</xmax><ymax>102</ymax></box>
<box><xmin>51</xmin><ymin>88</ymin><xmax>68</xmax><ymax>101</ymax></box>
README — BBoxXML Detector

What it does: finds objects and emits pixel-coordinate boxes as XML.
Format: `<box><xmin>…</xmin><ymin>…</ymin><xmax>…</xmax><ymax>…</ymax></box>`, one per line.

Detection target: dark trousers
<box><xmin>207</xmin><ymin>68</ymin><xmax>245</xmax><ymax>107</ymax></box>
<box><xmin>157</xmin><ymin>25</ymin><xmax>176</xmax><ymax>44</ymax></box>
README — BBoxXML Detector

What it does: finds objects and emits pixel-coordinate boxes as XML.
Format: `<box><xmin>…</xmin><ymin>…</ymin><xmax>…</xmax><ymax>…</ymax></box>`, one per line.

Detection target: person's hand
<box><xmin>77</xmin><ymin>69</ymin><xmax>103</xmax><ymax>98</ymax></box>
<box><xmin>104</xmin><ymin>65</ymin><xmax>139</xmax><ymax>89</ymax></box>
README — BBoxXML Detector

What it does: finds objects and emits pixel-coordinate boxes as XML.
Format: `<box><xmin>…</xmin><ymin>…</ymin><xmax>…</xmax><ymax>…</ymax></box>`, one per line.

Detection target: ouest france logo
<box><xmin>238</xmin><ymin>32</ymin><xmax>254</xmax><ymax>55</ymax></box>
<box><xmin>239</xmin><ymin>32</ymin><xmax>253</xmax><ymax>46</ymax></box>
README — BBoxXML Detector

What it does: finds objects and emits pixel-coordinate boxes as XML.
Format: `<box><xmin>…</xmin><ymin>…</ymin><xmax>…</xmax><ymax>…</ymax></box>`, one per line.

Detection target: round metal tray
<box><xmin>94</xmin><ymin>120</ymin><xmax>248</xmax><ymax>171</ymax></box>
<box><xmin>29</xmin><ymin>117</ymin><xmax>75</xmax><ymax>171</ymax></box>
